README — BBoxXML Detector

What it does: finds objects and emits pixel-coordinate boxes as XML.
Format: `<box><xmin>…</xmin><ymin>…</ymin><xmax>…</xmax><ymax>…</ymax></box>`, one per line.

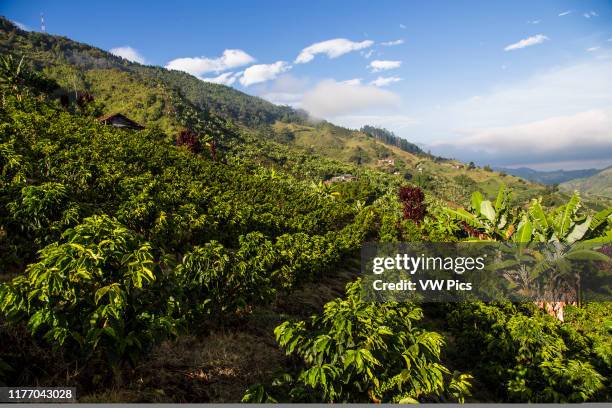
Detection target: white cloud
<box><xmin>11</xmin><ymin>20</ymin><xmax>30</xmax><ymax>31</ymax></box>
<box><xmin>110</xmin><ymin>46</ymin><xmax>147</xmax><ymax>64</ymax></box>
<box><xmin>368</xmin><ymin>60</ymin><xmax>402</xmax><ymax>72</ymax></box>
<box><xmin>201</xmin><ymin>72</ymin><xmax>240</xmax><ymax>86</ymax></box>
<box><xmin>301</xmin><ymin>79</ymin><xmax>400</xmax><ymax>118</ymax></box>
<box><xmin>295</xmin><ymin>38</ymin><xmax>374</xmax><ymax>64</ymax></box>
<box><xmin>587</xmin><ymin>46</ymin><xmax>601</xmax><ymax>52</ymax></box>
<box><xmin>381</xmin><ymin>39</ymin><xmax>404</xmax><ymax>46</ymax></box>
<box><xmin>256</xmin><ymin>74</ymin><xmax>310</xmax><ymax>106</ymax></box>
<box><xmin>260</xmin><ymin>92</ymin><xmax>303</xmax><ymax>106</ymax></box>
<box><xmin>341</xmin><ymin>78</ymin><xmax>363</xmax><ymax>86</ymax></box>
<box><xmin>583</xmin><ymin>11</ymin><xmax>598</xmax><ymax>18</ymax></box>
<box><xmin>445</xmin><ymin>59</ymin><xmax>612</xmax><ymax>127</ymax></box>
<box><xmin>399</xmin><ymin>24</ymin><xmax>407</xmax><ymax>29</ymax></box>
<box><xmin>370</xmin><ymin>76</ymin><xmax>402</xmax><ymax>87</ymax></box>
<box><xmin>426</xmin><ymin>59</ymin><xmax>612</xmax><ymax>167</ymax></box>
<box><xmin>362</xmin><ymin>49</ymin><xmax>375</xmax><ymax>59</ymax></box>
<box><xmin>441</xmin><ymin>109</ymin><xmax>612</xmax><ymax>164</ymax></box>
<box><xmin>165</xmin><ymin>49</ymin><xmax>255</xmax><ymax>77</ymax></box>
<box><xmin>527</xmin><ymin>19</ymin><xmax>541</xmax><ymax>24</ymax></box>
<box><xmin>239</xmin><ymin>61</ymin><xmax>291</xmax><ymax>86</ymax></box>
<box><xmin>558</xmin><ymin>10</ymin><xmax>572</xmax><ymax>16</ymax></box>
<box><xmin>504</xmin><ymin>34</ymin><xmax>549</xmax><ymax>51</ymax></box>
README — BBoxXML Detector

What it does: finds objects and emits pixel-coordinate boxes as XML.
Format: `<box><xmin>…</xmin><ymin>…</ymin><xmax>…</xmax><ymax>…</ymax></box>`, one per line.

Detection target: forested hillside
<box><xmin>0</xmin><ymin>17</ymin><xmax>554</xmax><ymax>208</ymax></box>
<box><xmin>0</xmin><ymin>17</ymin><xmax>611</xmax><ymax>403</ymax></box>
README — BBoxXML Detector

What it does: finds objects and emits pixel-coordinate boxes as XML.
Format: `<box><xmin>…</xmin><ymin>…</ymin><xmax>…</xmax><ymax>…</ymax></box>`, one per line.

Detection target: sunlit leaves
<box><xmin>0</xmin><ymin>215</ymin><xmax>177</xmax><ymax>368</ymax></box>
<box><xmin>254</xmin><ymin>280</ymin><xmax>472</xmax><ymax>403</ymax></box>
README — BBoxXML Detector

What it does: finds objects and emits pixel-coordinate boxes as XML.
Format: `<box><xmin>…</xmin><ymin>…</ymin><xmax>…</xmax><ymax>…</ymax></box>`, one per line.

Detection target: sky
<box><xmin>3</xmin><ymin>0</ymin><xmax>612</xmax><ymax>170</ymax></box>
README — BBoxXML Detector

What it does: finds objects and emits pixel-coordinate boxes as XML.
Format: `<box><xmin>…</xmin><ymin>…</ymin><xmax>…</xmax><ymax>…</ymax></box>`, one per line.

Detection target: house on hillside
<box><xmin>325</xmin><ymin>174</ymin><xmax>357</xmax><ymax>184</ymax></box>
<box><xmin>98</xmin><ymin>113</ymin><xmax>144</xmax><ymax>130</ymax></box>
<box><xmin>377</xmin><ymin>157</ymin><xmax>395</xmax><ymax>167</ymax></box>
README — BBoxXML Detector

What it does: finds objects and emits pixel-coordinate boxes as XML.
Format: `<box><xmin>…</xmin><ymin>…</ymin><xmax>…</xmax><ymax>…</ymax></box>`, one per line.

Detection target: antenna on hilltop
<box><xmin>40</xmin><ymin>13</ymin><xmax>45</xmax><ymax>32</ymax></box>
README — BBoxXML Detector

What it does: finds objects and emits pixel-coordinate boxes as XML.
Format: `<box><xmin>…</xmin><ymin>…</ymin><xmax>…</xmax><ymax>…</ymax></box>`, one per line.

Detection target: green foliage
<box><xmin>0</xmin><ymin>54</ymin><xmax>58</xmax><ymax>100</ymax></box>
<box><xmin>447</xmin><ymin>302</ymin><xmax>607</xmax><ymax>402</ymax></box>
<box><xmin>529</xmin><ymin>193</ymin><xmax>611</xmax><ymax>243</ymax></box>
<box><xmin>0</xmin><ymin>215</ymin><xmax>178</xmax><ymax>369</ymax></box>
<box><xmin>0</xmin><ymin>62</ymin><xmax>382</xmax><ymax>383</ymax></box>
<box><xmin>446</xmin><ymin>188</ymin><xmax>611</xmax><ymax>244</ymax></box>
<box><xmin>244</xmin><ymin>280</ymin><xmax>472</xmax><ymax>403</ymax></box>
<box><xmin>445</xmin><ymin>186</ymin><xmax>517</xmax><ymax>240</ymax></box>
<box><xmin>174</xmin><ymin>232</ymin><xmax>276</xmax><ymax>322</ymax></box>
<box><xmin>7</xmin><ymin>182</ymin><xmax>79</xmax><ymax>246</ymax></box>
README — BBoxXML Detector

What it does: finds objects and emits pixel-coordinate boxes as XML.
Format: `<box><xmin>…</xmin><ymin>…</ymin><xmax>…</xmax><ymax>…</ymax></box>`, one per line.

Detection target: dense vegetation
<box><xmin>0</xmin><ymin>19</ymin><xmax>610</xmax><ymax>403</ymax></box>
<box><xmin>361</xmin><ymin>125</ymin><xmax>427</xmax><ymax>156</ymax></box>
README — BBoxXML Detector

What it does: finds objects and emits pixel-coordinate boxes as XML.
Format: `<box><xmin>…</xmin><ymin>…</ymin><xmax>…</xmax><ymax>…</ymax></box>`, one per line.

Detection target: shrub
<box><xmin>173</xmin><ymin>232</ymin><xmax>276</xmax><ymax>322</ymax></box>
<box><xmin>447</xmin><ymin>302</ymin><xmax>606</xmax><ymax>402</ymax></box>
<box><xmin>176</xmin><ymin>129</ymin><xmax>200</xmax><ymax>153</ymax></box>
<box><xmin>0</xmin><ymin>215</ymin><xmax>178</xmax><ymax>374</ymax></box>
<box><xmin>244</xmin><ymin>280</ymin><xmax>472</xmax><ymax>403</ymax></box>
<box><xmin>399</xmin><ymin>185</ymin><xmax>426</xmax><ymax>223</ymax></box>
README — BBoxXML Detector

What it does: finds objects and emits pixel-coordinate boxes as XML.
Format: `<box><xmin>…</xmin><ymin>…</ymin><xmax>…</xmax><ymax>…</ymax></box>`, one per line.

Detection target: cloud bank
<box><xmin>301</xmin><ymin>79</ymin><xmax>400</xmax><ymax>118</ymax></box>
<box><xmin>428</xmin><ymin>59</ymin><xmax>612</xmax><ymax>168</ymax></box>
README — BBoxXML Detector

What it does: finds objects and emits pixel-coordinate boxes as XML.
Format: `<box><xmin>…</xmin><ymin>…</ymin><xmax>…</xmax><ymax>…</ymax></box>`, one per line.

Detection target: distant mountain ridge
<box><xmin>560</xmin><ymin>167</ymin><xmax>612</xmax><ymax>199</ymax></box>
<box><xmin>494</xmin><ymin>166</ymin><xmax>603</xmax><ymax>185</ymax></box>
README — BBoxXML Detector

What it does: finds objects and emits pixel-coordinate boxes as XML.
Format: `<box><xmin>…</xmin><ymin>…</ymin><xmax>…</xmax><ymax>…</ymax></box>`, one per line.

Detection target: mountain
<box><xmin>0</xmin><ymin>16</ymin><xmax>549</xmax><ymax>206</ymax></box>
<box><xmin>494</xmin><ymin>167</ymin><xmax>602</xmax><ymax>185</ymax></box>
<box><xmin>560</xmin><ymin>166</ymin><xmax>612</xmax><ymax>198</ymax></box>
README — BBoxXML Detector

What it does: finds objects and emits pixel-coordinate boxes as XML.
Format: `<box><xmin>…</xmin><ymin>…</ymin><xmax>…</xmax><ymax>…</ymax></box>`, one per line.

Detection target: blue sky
<box><xmin>3</xmin><ymin>0</ymin><xmax>612</xmax><ymax>169</ymax></box>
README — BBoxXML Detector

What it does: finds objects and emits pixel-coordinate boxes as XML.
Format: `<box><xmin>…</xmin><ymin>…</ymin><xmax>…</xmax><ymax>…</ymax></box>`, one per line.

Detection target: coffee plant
<box><xmin>243</xmin><ymin>280</ymin><xmax>472</xmax><ymax>403</ymax></box>
<box><xmin>0</xmin><ymin>215</ymin><xmax>178</xmax><ymax>375</ymax></box>
<box><xmin>447</xmin><ymin>302</ymin><xmax>607</xmax><ymax>402</ymax></box>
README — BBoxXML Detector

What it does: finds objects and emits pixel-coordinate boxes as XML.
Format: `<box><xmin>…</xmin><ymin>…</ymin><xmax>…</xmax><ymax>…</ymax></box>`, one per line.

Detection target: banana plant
<box><xmin>528</xmin><ymin>193</ymin><xmax>611</xmax><ymax>244</ymax></box>
<box><xmin>0</xmin><ymin>55</ymin><xmax>57</xmax><ymax>101</ymax></box>
<box><xmin>492</xmin><ymin>193</ymin><xmax>611</xmax><ymax>320</ymax></box>
<box><xmin>445</xmin><ymin>186</ymin><xmax>518</xmax><ymax>240</ymax></box>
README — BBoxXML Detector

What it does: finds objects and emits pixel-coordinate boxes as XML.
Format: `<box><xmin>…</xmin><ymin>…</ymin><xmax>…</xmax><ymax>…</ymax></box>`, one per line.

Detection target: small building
<box><xmin>98</xmin><ymin>113</ymin><xmax>144</xmax><ymax>130</ymax></box>
<box><xmin>325</xmin><ymin>174</ymin><xmax>357</xmax><ymax>184</ymax></box>
<box><xmin>377</xmin><ymin>157</ymin><xmax>395</xmax><ymax>166</ymax></box>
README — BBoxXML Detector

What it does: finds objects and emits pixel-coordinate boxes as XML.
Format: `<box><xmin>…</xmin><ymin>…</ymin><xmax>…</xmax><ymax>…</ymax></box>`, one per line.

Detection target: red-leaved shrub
<box><xmin>176</xmin><ymin>129</ymin><xmax>201</xmax><ymax>153</ymax></box>
<box><xmin>399</xmin><ymin>185</ymin><xmax>426</xmax><ymax>223</ymax></box>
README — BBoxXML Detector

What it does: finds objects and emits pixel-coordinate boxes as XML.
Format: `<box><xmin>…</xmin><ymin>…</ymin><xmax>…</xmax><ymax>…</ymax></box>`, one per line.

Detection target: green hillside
<box><xmin>495</xmin><ymin>166</ymin><xmax>602</xmax><ymax>185</ymax></box>
<box><xmin>0</xmin><ymin>16</ymin><xmax>551</xmax><ymax>207</ymax></box>
<box><xmin>560</xmin><ymin>167</ymin><xmax>612</xmax><ymax>199</ymax></box>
